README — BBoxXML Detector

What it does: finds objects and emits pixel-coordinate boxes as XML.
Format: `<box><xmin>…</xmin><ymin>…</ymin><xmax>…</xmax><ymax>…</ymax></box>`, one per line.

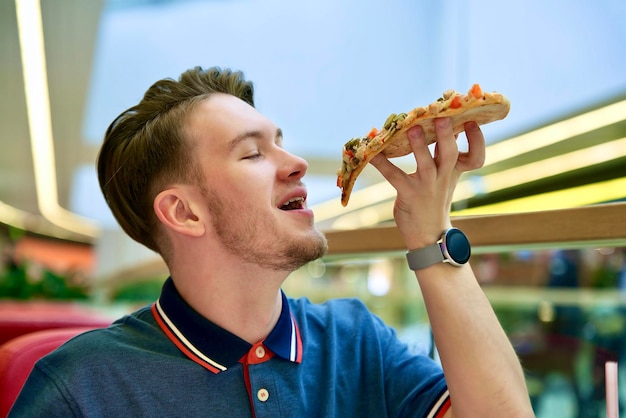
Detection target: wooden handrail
<box><xmin>324</xmin><ymin>202</ymin><xmax>626</xmax><ymax>255</ymax></box>
<box><xmin>97</xmin><ymin>203</ymin><xmax>626</xmax><ymax>286</ymax></box>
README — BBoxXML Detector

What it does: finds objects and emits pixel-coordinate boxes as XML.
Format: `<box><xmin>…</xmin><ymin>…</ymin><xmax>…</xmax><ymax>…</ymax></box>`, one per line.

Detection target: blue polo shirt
<box><xmin>10</xmin><ymin>278</ymin><xmax>450</xmax><ymax>417</ymax></box>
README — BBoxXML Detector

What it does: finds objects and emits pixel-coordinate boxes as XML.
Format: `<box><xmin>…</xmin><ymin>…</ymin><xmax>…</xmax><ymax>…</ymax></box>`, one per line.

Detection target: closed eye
<box><xmin>242</xmin><ymin>152</ymin><xmax>262</xmax><ymax>160</ymax></box>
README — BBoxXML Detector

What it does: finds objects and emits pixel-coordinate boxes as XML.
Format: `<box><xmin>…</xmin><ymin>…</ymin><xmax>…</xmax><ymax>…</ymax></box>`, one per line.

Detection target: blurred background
<box><xmin>1</xmin><ymin>0</ymin><xmax>625</xmax><ymax>416</ymax></box>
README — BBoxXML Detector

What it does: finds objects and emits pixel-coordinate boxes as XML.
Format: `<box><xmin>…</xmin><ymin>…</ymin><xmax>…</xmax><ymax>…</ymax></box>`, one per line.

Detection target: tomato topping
<box><xmin>367</xmin><ymin>127</ymin><xmax>378</xmax><ymax>139</ymax></box>
<box><xmin>470</xmin><ymin>83</ymin><xmax>483</xmax><ymax>99</ymax></box>
<box><xmin>450</xmin><ymin>95</ymin><xmax>463</xmax><ymax>109</ymax></box>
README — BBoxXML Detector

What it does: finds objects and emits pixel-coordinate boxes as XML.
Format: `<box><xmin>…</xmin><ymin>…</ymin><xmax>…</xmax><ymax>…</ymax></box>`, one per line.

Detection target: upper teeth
<box><xmin>282</xmin><ymin>197</ymin><xmax>304</xmax><ymax>207</ymax></box>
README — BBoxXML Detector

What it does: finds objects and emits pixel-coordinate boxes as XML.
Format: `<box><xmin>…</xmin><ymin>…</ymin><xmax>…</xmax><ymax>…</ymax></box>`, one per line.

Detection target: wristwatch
<box><xmin>406</xmin><ymin>227</ymin><xmax>471</xmax><ymax>271</ymax></box>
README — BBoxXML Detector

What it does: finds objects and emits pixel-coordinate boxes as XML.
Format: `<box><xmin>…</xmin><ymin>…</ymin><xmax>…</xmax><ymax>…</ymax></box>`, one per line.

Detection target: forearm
<box><xmin>369</xmin><ymin>118</ymin><xmax>533</xmax><ymax>415</ymax></box>
<box><xmin>416</xmin><ymin>263</ymin><xmax>533</xmax><ymax>417</ymax></box>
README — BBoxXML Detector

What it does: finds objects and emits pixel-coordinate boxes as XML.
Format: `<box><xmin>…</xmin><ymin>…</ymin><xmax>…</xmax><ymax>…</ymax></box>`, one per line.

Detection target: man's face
<box><xmin>184</xmin><ymin>93</ymin><xmax>327</xmax><ymax>271</ymax></box>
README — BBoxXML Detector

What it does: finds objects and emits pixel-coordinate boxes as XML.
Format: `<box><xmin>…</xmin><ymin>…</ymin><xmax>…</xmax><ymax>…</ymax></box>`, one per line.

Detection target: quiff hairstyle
<box><xmin>97</xmin><ymin>66</ymin><xmax>255</xmax><ymax>254</ymax></box>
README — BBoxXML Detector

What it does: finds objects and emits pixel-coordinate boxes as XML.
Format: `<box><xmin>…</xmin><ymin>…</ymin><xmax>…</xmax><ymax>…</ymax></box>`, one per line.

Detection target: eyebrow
<box><xmin>228</xmin><ymin>128</ymin><xmax>283</xmax><ymax>152</ymax></box>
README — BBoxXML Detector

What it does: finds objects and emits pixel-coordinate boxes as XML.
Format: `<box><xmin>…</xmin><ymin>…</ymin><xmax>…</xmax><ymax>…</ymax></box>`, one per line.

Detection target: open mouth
<box><xmin>279</xmin><ymin>196</ymin><xmax>305</xmax><ymax>211</ymax></box>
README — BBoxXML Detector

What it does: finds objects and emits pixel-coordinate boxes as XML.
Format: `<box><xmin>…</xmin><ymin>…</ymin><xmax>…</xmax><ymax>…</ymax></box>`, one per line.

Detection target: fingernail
<box><xmin>407</xmin><ymin>126</ymin><xmax>422</xmax><ymax>140</ymax></box>
<box><xmin>436</xmin><ymin>118</ymin><xmax>450</xmax><ymax>128</ymax></box>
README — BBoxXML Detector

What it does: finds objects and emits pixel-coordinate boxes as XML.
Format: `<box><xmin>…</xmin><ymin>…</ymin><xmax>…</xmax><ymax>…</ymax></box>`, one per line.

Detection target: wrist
<box><xmin>405</xmin><ymin>227</ymin><xmax>471</xmax><ymax>271</ymax></box>
<box><xmin>403</xmin><ymin>225</ymin><xmax>452</xmax><ymax>251</ymax></box>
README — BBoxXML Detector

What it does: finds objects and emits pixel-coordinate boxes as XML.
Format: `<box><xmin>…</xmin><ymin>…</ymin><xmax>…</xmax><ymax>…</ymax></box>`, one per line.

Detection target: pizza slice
<box><xmin>336</xmin><ymin>84</ymin><xmax>510</xmax><ymax>206</ymax></box>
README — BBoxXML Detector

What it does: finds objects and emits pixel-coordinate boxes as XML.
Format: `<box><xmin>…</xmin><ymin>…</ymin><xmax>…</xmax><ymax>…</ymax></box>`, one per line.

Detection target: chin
<box><xmin>305</xmin><ymin>230</ymin><xmax>329</xmax><ymax>260</ymax></box>
<box><xmin>286</xmin><ymin>231</ymin><xmax>328</xmax><ymax>269</ymax></box>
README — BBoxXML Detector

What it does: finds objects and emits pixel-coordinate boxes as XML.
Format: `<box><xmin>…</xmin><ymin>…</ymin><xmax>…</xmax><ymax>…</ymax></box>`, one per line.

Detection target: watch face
<box><xmin>443</xmin><ymin>228</ymin><xmax>471</xmax><ymax>266</ymax></box>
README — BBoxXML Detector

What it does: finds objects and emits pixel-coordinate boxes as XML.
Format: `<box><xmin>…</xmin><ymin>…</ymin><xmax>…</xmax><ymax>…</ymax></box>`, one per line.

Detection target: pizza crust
<box><xmin>381</xmin><ymin>99</ymin><xmax>510</xmax><ymax>158</ymax></box>
<box><xmin>337</xmin><ymin>85</ymin><xmax>510</xmax><ymax>206</ymax></box>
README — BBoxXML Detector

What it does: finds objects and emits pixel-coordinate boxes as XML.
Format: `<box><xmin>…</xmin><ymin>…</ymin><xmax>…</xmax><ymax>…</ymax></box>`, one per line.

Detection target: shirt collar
<box><xmin>151</xmin><ymin>277</ymin><xmax>302</xmax><ymax>374</ymax></box>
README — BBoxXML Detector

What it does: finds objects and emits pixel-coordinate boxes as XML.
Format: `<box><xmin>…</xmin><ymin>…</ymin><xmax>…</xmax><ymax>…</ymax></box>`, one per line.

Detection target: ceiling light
<box><xmin>330</xmin><ymin>177</ymin><xmax>626</xmax><ymax>230</ymax></box>
<box><xmin>15</xmin><ymin>0</ymin><xmax>100</xmax><ymax>238</ymax></box>
<box><xmin>485</xmin><ymin>99</ymin><xmax>626</xmax><ymax>165</ymax></box>
<box><xmin>452</xmin><ymin>177</ymin><xmax>626</xmax><ymax>217</ymax></box>
<box><xmin>454</xmin><ymin>136</ymin><xmax>626</xmax><ymax>200</ymax></box>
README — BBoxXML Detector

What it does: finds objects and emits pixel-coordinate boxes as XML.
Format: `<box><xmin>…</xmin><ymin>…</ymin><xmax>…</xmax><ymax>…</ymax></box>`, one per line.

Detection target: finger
<box><xmin>370</xmin><ymin>153</ymin><xmax>405</xmax><ymax>186</ymax></box>
<box><xmin>406</xmin><ymin>125</ymin><xmax>435</xmax><ymax>178</ymax></box>
<box><xmin>433</xmin><ymin>118</ymin><xmax>459</xmax><ymax>172</ymax></box>
<box><xmin>457</xmin><ymin>121</ymin><xmax>486</xmax><ymax>172</ymax></box>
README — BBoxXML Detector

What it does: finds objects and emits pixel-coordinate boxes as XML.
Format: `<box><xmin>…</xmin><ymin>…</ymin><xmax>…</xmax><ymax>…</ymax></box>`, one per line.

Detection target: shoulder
<box><xmin>11</xmin><ymin>305</ymin><xmax>176</xmax><ymax>416</ymax></box>
<box><xmin>287</xmin><ymin>296</ymin><xmax>395</xmax><ymax>341</ymax></box>
<box><xmin>37</xmin><ymin>304</ymin><xmax>170</xmax><ymax>367</ymax></box>
<box><xmin>288</xmin><ymin>296</ymin><xmax>373</xmax><ymax>322</ymax></box>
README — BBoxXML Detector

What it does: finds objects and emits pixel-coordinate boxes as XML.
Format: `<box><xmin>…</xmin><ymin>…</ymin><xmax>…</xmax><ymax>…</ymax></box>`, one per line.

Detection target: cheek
<box><xmin>236</xmin><ymin>161</ymin><xmax>276</xmax><ymax>186</ymax></box>
<box><xmin>213</xmin><ymin>169</ymin><xmax>272</xmax><ymax>204</ymax></box>
<box><xmin>203</xmin><ymin>159</ymin><xmax>277</xmax><ymax>201</ymax></box>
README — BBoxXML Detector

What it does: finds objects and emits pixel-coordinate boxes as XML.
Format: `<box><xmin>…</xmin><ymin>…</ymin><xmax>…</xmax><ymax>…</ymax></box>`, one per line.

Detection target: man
<box><xmin>10</xmin><ymin>67</ymin><xmax>533</xmax><ymax>417</ymax></box>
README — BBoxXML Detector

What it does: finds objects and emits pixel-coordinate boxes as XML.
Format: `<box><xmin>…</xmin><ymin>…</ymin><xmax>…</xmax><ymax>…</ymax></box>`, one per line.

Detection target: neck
<box><xmin>169</xmin><ymin>257</ymin><xmax>290</xmax><ymax>344</ymax></box>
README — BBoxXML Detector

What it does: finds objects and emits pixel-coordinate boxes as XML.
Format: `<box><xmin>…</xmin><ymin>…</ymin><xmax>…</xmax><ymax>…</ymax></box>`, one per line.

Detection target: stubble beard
<box><xmin>205</xmin><ymin>187</ymin><xmax>328</xmax><ymax>271</ymax></box>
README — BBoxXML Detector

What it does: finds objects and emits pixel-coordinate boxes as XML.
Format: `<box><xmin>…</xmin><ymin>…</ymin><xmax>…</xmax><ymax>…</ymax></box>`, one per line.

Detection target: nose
<box><xmin>278</xmin><ymin>148</ymin><xmax>308</xmax><ymax>180</ymax></box>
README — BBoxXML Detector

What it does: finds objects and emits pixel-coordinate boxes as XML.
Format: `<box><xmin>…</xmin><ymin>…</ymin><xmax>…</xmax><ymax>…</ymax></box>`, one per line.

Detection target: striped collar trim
<box><xmin>152</xmin><ymin>278</ymin><xmax>302</xmax><ymax>374</ymax></box>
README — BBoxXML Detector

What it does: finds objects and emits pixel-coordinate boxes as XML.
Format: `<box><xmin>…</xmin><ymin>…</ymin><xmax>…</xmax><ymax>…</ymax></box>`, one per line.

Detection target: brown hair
<box><xmin>97</xmin><ymin>66</ymin><xmax>255</xmax><ymax>254</ymax></box>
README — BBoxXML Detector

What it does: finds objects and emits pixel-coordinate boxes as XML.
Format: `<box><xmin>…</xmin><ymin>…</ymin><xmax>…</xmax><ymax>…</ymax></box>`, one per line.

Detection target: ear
<box><xmin>153</xmin><ymin>187</ymin><xmax>206</xmax><ymax>238</ymax></box>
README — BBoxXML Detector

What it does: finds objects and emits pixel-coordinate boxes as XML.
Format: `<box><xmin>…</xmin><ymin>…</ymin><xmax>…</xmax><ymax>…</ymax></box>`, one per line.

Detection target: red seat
<box><xmin>0</xmin><ymin>301</ymin><xmax>113</xmax><ymax>346</ymax></box>
<box><xmin>0</xmin><ymin>326</ymin><xmax>98</xmax><ymax>416</ymax></box>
